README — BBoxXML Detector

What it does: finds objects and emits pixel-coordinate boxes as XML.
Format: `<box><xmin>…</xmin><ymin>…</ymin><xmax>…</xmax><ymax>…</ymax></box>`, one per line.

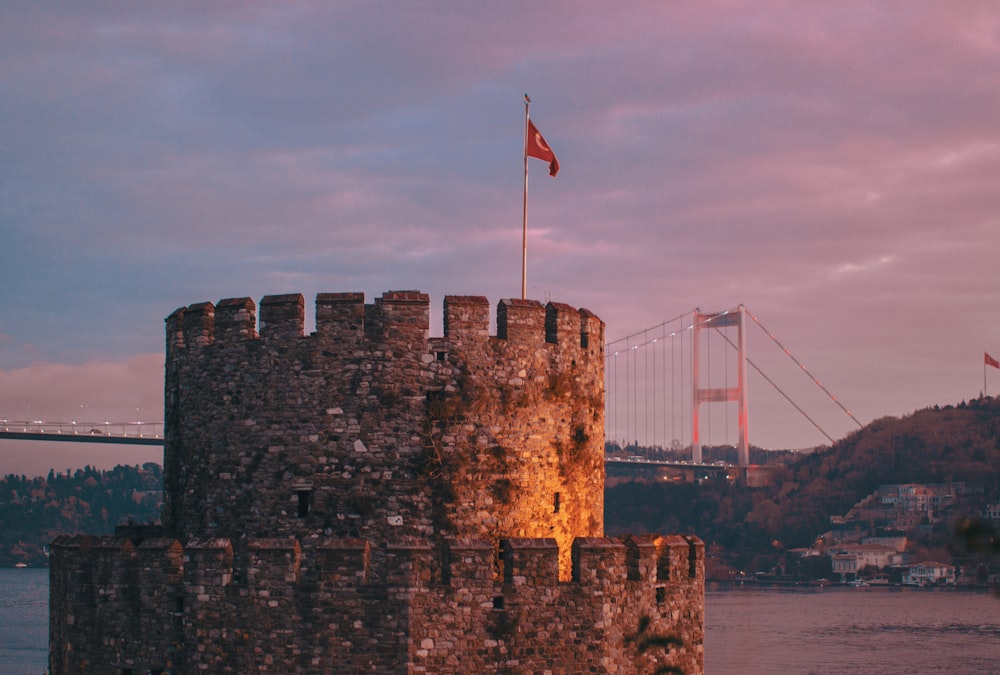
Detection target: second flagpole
<box><xmin>521</xmin><ymin>94</ymin><xmax>530</xmax><ymax>300</ymax></box>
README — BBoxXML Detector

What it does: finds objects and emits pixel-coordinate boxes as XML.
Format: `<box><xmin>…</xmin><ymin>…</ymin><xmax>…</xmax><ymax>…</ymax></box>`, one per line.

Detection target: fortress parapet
<box><xmin>165</xmin><ymin>291</ymin><xmax>597</xmax><ymax>351</ymax></box>
<box><xmin>51</xmin><ymin>533</ymin><xmax>703</xmax><ymax>674</ymax></box>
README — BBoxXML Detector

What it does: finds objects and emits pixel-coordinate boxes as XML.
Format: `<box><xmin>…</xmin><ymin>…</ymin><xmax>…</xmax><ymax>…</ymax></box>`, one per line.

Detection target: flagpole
<box><xmin>522</xmin><ymin>94</ymin><xmax>530</xmax><ymax>300</ymax></box>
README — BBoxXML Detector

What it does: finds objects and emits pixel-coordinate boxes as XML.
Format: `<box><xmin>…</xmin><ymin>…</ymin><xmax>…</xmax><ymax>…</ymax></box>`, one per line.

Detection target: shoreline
<box><xmin>707</xmin><ymin>578</ymin><xmax>998</xmax><ymax>592</ymax></box>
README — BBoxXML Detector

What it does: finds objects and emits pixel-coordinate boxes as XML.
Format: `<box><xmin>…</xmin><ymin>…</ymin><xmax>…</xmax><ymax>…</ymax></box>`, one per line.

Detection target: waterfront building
<box><xmin>901</xmin><ymin>561</ymin><xmax>956</xmax><ymax>586</ymax></box>
<box><xmin>828</xmin><ymin>543</ymin><xmax>907</xmax><ymax>582</ymax></box>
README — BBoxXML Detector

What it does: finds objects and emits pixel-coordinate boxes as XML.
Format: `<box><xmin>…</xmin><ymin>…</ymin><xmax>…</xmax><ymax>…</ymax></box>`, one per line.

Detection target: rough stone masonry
<box><xmin>50</xmin><ymin>290</ymin><xmax>704</xmax><ymax>674</ymax></box>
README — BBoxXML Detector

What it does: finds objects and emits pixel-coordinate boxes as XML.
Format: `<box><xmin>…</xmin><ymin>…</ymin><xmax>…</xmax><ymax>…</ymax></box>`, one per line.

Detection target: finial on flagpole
<box><xmin>524</xmin><ymin>93</ymin><xmax>531</xmax><ymax>105</ymax></box>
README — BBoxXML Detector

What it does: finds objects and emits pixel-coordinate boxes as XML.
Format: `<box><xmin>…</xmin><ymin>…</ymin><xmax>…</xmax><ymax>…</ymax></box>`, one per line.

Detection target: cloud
<box><xmin>0</xmin><ymin>354</ymin><xmax>163</xmax><ymax>425</ymax></box>
<box><xmin>2</xmin><ymin>2</ymin><xmax>1000</xmax><ymax>457</ymax></box>
<box><xmin>831</xmin><ymin>255</ymin><xmax>895</xmax><ymax>278</ymax></box>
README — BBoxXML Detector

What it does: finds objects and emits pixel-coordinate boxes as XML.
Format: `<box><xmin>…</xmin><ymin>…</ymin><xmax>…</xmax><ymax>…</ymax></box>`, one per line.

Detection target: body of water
<box><xmin>0</xmin><ymin>568</ymin><xmax>48</xmax><ymax>675</ymax></box>
<box><xmin>706</xmin><ymin>584</ymin><xmax>1000</xmax><ymax>674</ymax></box>
<box><xmin>4</xmin><ymin>568</ymin><xmax>1000</xmax><ymax>674</ymax></box>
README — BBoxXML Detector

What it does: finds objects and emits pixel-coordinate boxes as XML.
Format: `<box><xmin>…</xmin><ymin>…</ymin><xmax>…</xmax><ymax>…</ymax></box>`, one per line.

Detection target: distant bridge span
<box><xmin>0</xmin><ymin>420</ymin><xmax>163</xmax><ymax>446</ymax></box>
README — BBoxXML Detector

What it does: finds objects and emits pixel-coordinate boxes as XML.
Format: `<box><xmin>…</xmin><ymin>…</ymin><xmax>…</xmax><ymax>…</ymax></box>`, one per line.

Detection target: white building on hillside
<box><xmin>902</xmin><ymin>562</ymin><xmax>955</xmax><ymax>586</ymax></box>
<box><xmin>828</xmin><ymin>543</ymin><xmax>906</xmax><ymax>582</ymax></box>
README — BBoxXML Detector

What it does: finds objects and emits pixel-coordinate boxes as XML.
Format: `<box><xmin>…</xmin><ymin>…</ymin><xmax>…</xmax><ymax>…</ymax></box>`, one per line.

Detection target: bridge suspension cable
<box><xmin>606</xmin><ymin>311</ymin><xmax>693</xmax><ymax>449</ymax></box>
<box><xmin>709</xmin><ymin>325</ymin><xmax>836</xmax><ymax>444</ymax></box>
<box><xmin>742</xmin><ymin>306</ymin><xmax>864</xmax><ymax>430</ymax></box>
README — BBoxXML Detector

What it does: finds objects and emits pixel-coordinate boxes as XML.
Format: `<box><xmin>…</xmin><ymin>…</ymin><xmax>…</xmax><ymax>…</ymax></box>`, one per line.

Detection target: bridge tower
<box><xmin>691</xmin><ymin>305</ymin><xmax>749</xmax><ymax>467</ymax></box>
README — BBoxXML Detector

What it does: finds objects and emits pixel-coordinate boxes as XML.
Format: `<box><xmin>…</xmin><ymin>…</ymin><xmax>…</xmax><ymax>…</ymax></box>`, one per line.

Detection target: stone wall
<box><xmin>163</xmin><ymin>292</ymin><xmax>605</xmax><ymax>578</ymax></box>
<box><xmin>50</xmin><ymin>533</ymin><xmax>704</xmax><ymax>674</ymax></box>
<box><xmin>51</xmin><ymin>290</ymin><xmax>705</xmax><ymax>674</ymax></box>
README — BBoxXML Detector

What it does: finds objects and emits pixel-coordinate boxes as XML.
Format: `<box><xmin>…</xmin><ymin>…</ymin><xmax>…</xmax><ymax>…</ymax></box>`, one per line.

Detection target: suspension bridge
<box><xmin>605</xmin><ymin>304</ymin><xmax>862</xmax><ymax>469</ymax></box>
<box><xmin>1</xmin><ymin>304</ymin><xmax>861</xmax><ymax>473</ymax></box>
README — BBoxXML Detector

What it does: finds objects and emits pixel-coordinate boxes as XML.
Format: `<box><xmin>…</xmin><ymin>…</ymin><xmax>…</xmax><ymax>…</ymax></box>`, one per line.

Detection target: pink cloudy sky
<box><xmin>2</xmin><ymin>2</ymin><xmax>999</xmax><ymax>476</ymax></box>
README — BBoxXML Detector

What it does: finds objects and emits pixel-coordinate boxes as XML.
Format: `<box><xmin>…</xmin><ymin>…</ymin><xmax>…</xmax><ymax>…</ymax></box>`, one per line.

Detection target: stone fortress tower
<box><xmin>50</xmin><ymin>291</ymin><xmax>704</xmax><ymax>674</ymax></box>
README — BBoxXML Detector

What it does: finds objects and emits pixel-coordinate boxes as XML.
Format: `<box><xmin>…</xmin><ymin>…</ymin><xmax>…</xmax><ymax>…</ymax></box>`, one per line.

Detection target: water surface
<box><xmin>5</xmin><ymin>569</ymin><xmax>1000</xmax><ymax>674</ymax></box>
<box><xmin>706</xmin><ymin>585</ymin><xmax>1000</xmax><ymax>674</ymax></box>
<box><xmin>0</xmin><ymin>568</ymin><xmax>48</xmax><ymax>675</ymax></box>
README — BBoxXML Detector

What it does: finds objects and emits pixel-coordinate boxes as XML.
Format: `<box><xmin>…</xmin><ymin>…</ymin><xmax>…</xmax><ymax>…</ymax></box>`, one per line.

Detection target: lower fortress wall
<box><xmin>50</xmin><ymin>532</ymin><xmax>704</xmax><ymax>674</ymax></box>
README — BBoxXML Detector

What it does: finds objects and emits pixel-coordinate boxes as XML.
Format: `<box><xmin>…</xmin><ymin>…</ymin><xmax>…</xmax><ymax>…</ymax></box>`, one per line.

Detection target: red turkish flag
<box><xmin>986</xmin><ymin>352</ymin><xmax>1000</xmax><ymax>369</ymax></box>
<box><xmin>526</xmin><ymin>119</ymin><xmax>559</xmax><ymax>177</ymax></box>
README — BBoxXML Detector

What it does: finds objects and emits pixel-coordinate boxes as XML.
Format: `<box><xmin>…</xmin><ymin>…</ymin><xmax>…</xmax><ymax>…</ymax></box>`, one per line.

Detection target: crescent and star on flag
<box><xmin>524</xmin><ymin>94</ymin><xmax>560</xmax><ymax>177</ymax></box>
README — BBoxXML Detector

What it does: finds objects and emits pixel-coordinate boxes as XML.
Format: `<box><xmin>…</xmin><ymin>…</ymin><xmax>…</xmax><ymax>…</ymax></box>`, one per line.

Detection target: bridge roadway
<box><xmin>604</xmin><ymin>456</ymin><xmax>734</xmax><ymax>471</ymax></box>
<box><xmin>2</xmin><ymin>420</ymin><xmax>778</xmax><ymax>491</ymax></box>
<box><xmin>0</xmin><ymin>425</ymin><xmax>742</xmax><ymax>480</ymax></box>
<box><xmin>605</xmin><ymin>456</ymin><xmax>777</xmax><ymax>485</ymax></box>
<box><xmin>0</xmin><ymin>420</ymin><xmax>163</xmax><ymax>446</ymax></box>
<box><xmin>0</xmin><ymin>432</ymin><xmax>734</xmax><ymax>466</ymax></box>
<box><xmin>604</xmin><ymin>455</ymin><xmax>737</xmax><ymax>480</ymax></box>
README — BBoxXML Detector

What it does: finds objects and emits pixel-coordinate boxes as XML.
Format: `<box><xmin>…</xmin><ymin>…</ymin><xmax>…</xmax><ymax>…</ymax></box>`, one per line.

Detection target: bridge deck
<box><xmin>0</xmin><ymin>431</ymin><xmax>163</xmax><ymax>446</ymax></box>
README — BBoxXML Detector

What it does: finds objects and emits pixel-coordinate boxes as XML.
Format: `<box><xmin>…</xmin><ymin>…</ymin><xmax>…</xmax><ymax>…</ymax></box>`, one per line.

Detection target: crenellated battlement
<box><xmin>52</xmin><ymin>533</ymin><xmax>702</xmax><ymax>592</ymax></box>
<box><xmin>51</xmin><ymin>532</ymin><xmax>702</xmax><ymax>673</ymax></box>
<box><xmin>166</xmin><ymin>290</ymin><xmax>603</xmax><ymax>355</ymax></box>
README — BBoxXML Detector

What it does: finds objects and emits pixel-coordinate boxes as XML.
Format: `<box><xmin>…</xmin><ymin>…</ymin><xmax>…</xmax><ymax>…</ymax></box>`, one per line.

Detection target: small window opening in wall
<box><xmin>553</xmin><ymin>492</ymin><xmax>561</xmax><ymax>513</ymax></box>
<box><xmin>655</xmin><ymin>585</ymin><xmax>667</xmax><ymax>604</ymax></box>
<box><xmin>493</xmin><ymin>595</ymin><xmax>505</xmax><ymax>609</ymax></box>
<box><xmin>296</xmin><ymin>489</ymin><xmax>311</xmax><ymax>518</ymax></box>
<box><xmin>436</xmin><ymin>351</ymin><xmax>446</xmax><ymax>361</ymax></box>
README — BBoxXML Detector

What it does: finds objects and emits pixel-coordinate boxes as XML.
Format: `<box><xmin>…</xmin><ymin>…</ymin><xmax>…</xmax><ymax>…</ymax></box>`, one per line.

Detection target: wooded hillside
<box><xmin>0</xmin><ymin>463</ymin><xmax>162</xmax><ymax>566</ymax></box>
<box><xmin>606</xmin><ymin>396</ymin><xmax>1000</xmax><ymax>573</ymax></box>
